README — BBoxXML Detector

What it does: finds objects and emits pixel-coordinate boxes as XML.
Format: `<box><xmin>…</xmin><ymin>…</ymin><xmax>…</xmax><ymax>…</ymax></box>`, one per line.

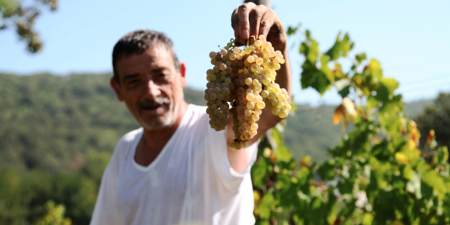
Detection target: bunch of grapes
<box><xmin>204</xmin><ymin>35</ymin><xmax>291</xmax><ymax>150</ymax></box>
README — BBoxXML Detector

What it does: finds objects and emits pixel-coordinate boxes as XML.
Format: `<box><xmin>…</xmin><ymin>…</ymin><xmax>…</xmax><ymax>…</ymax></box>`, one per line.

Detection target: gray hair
<box><xmin>112</xmin><ymin>29</ymin><xmax>180</xmax><ymax>84</ymax></box>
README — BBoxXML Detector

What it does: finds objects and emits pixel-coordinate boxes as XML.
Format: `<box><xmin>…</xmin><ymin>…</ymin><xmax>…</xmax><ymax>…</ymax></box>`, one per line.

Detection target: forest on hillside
<box><xmin>0</xmin><ymin>72</ymin><xmax>439</xmax><ymax>224</ymax></box>
<box><xmin>0</xmin><ymin>72</ymin><xmax>432</xmax><ymax>171</ymax></box>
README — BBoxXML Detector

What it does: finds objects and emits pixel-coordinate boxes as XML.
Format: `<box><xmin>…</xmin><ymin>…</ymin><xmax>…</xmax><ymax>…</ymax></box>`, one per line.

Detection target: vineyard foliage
<box><xmin>33</xmin><ymin>201</ymin><xmax>72</xmax><ymax>225</ymax></box>
<box><xmin>251</xmin><ymin>28</ymin><xmax>450</xmax><ymax>224</ymax></box>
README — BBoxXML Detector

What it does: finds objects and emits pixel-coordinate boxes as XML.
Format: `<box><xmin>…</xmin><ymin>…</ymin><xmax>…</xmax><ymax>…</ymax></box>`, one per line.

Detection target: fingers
<box><xmin>237</xmin><ymin>4</ymin><xmax>253</xmax><ymax>42</ymax></box>
<box><xmin>258</xmin><ymin>8</ymin><xmax>275</xmax><ymax>39</ymax></box>
<box><xmin>248</xmin><ymin>5</ymin><xmax>264</xmax><ymax>45</ymax></box>
<box><xmin>231</xmin><ymin>13</ymin><xmax>241</xmax><ymax>45</ymax></box>
<box><xmin>231</xmin><ymin>3</ymin><xmax>284</xmax><ymax>47</ymax></box>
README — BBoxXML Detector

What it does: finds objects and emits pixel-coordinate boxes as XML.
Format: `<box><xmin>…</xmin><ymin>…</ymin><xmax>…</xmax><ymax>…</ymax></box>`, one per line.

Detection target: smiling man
<box><xmin>90</xmin><ymin>3</ymin><xmax>291</xmax><ymax>225</ymax></box>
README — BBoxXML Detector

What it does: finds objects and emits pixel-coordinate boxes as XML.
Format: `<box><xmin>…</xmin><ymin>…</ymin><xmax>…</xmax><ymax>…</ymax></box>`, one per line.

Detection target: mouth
<box><xmin>138</xmin><ymin>98</ymin><xmax>170</xmax><ymax>114</ymax></box>
<box><xmin>140</xmin><ymin>104</ymin><xmax>163</xmax><ymax>112</ymax></box>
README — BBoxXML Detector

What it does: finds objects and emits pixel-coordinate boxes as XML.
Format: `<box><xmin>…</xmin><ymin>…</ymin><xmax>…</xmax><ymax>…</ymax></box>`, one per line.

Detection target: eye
<box><xmin>125</xmin><ymin>79</ymin><xmax>141</xmax><ymax>87</ymax></box>
<box><xmin>155</xmin><ymin>73</ymin><xmax>170</xmax><ymax>83</ymax></box>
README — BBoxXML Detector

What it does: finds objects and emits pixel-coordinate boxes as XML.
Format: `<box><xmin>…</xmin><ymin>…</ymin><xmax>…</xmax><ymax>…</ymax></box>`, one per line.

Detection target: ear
<box><xmin>179</xmin><ymin>61</ymin><xmax>187</xmax><ymax>88</ymax></box>
<box><xmin>110</xmin><ymin>78</ymin><xmax>124</xmax><ymax>102</ymax></box>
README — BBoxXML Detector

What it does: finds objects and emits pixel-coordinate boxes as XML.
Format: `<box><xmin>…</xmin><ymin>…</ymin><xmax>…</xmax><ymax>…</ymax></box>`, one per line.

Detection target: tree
<box><xmin>0</xmin><ymin>0</ymin><xmax>58</xmax><ymax>53</ymax></box>
<box><xmin>415</xmin><ymin>93</ymin><xmax>450</xmax><ymax>153</ymax></box>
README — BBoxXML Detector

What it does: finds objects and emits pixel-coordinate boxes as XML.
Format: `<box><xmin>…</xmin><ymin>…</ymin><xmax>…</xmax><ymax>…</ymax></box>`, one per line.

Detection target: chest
<box><xmin>117</xmin><ymin>159</ymin><xmax>188</xmax><ymax>207</ymax></box>
<box><xmin>116</xmin><ymin>135</ymin><xmax>207</xmax><ymax>211</ymax></box>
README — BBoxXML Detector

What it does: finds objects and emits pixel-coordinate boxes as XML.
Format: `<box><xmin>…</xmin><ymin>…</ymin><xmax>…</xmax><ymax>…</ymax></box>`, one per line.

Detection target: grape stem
<box><xmin>246</xmin><ymin>35</ymin><xmax>256</xmax><ymax>47</ymax></box>
<box><xmin>228</xmin><ymin>38</ymin><xmax>236</xmax><ymax>51</ymax></box>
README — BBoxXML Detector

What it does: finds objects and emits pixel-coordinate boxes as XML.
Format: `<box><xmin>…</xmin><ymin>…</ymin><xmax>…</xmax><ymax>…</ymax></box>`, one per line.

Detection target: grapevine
<box><xmin>204</xmin><ymin>35</ymin><xmax>290</xmax><ymax>150</ymax></box>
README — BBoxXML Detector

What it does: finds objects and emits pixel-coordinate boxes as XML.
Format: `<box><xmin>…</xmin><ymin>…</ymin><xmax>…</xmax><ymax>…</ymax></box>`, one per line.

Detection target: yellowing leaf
<box><xmin>408</xmin><ymin>139</ymin><xmax>417</xmax><ymax>149</ymax></box>
<box><xmin>333</xmin><ymin>98</ymin><xmax>358</xmax><ymax>130</ymax></box>
<box><xmin>333</xmin><ymin>105</ymin><xmax>346</xmax><ymax>125</ymax></box>
<box><xmin>300</xmin><ymin>155</ymin><xmax>312</xmax><ymax>168</ymax></box>
<box><xmin>395</xmin><ymin>152</ymin><xmax>409</xmax><ymax>164</ymax></box>
<box><xmin>391</xmin><ymin>220</ymin><xmax>404</xmax><ymax>225</ymax></box>
<box><xmin>342</xmin><ymin>97</ymin><xmax>357</xmax><ymax>119</ymax></box>
<box><xmin>253</xmin><ymin>190</ymin><xmax>260</xmax><ymax>201</ymax></box>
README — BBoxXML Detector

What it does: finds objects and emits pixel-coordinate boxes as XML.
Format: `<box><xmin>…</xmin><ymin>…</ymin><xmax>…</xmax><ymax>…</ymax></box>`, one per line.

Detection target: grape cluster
<box><xmin>204</xmin><ymin>35</ymin><xmax>291</xmax><ymax>150</ymax></box>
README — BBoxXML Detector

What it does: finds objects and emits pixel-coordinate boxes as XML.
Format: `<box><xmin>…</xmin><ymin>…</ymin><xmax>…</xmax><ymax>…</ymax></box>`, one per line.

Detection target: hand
<box><xmin>231</xmin><ymin>3</ymin><xmax>287</xmax><ymax>50</ymax></box>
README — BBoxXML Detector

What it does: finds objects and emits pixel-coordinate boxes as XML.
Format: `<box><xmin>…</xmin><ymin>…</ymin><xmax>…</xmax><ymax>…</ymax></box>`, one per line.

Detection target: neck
<box><xmin>135</xmin><ymin>101</ymin><xmax>189</xmax><ymax>166</ymax></box>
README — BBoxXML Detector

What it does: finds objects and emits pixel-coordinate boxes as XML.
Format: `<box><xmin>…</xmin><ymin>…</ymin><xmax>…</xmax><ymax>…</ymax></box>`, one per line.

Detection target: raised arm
<box><xmin>226</xmin><ymin>3</ymin><xmax>292</xmax><ymax>173</ymax></box>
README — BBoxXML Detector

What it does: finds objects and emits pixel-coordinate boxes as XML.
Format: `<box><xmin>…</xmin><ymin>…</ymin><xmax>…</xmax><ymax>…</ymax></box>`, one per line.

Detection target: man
<box><xmin>90</xmin><ymin>3</ymin><xmax>291</xmax><ymax>225</ymax></box>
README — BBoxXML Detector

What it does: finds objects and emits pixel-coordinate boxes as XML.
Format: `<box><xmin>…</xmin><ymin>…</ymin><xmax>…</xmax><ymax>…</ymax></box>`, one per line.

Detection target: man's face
<box><xmin>112</xmin><ymin>45</ymin><xmax>187</xmax><ymax>131</ymax></box>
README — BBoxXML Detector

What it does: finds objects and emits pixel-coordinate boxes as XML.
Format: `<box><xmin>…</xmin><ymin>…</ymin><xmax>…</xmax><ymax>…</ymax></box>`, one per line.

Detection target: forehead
<box><xmin>116</xmin><ymin>45</ymin><xmax>175</xmax><ymax>77</ymax></box>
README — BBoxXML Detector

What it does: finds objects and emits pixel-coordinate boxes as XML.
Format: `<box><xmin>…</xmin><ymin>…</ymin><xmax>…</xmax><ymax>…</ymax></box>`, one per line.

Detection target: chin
<box><xmin>140</xmin><ymin>116</ymin><xmax>175</xmax><ymax>131</ymax></box>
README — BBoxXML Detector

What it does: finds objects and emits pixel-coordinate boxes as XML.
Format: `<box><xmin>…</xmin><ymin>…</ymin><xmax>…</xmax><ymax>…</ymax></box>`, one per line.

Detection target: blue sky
<box><xmin>1</xmin><ymin>0</ymin><xmax>449</xmax><ymax>105</ymax></box>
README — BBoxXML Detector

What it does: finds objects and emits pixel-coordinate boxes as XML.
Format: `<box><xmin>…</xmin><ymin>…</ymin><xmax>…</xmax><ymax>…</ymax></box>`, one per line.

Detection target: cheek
<box><xmin>123</xmin><ymin>91</ymin><xmax>139</xmax><ymax>102</ymax></box>
<box><xmin>121</xmin><ymin>89</ymin><xmax>142</xmax><ymax>107</ymax></box>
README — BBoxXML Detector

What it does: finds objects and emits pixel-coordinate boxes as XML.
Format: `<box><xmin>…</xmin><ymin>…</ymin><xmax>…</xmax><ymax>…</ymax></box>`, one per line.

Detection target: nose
<box><xmin>143</xmin><ymin>78</ymin><xmax>161</xmax><ymax>99</ymax></box>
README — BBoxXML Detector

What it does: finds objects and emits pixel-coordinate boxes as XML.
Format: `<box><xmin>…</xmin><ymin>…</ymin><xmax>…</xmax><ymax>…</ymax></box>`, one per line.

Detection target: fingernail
<box><xmin>241</xmin><ymin>30</ymin><xmax>249</xmax><ymax>40</ymax></box>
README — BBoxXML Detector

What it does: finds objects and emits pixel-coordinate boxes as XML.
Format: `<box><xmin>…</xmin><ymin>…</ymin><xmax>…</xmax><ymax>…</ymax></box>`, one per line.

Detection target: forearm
<box><xmin>227</xmin><ymin>144</ymin><xmax>249</xmax><ymax>173</ymax></box>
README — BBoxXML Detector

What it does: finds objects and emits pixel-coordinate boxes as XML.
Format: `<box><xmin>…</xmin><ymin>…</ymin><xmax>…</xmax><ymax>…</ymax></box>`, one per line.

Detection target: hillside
<box><xmin>0</xmin><ymin>73</ymin><xmax>432</xmax><ymax>172</ymax></box>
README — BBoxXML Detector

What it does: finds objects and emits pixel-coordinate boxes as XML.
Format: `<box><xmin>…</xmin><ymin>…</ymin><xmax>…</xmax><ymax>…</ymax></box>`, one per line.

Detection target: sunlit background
<box><xmin>2</xmin><ymin>1</ymin><xmax>450</xmax><ymax>224</ymax></box>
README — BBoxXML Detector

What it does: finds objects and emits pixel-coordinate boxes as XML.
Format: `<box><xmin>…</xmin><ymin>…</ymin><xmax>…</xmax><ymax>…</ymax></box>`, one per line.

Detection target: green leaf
<box><xmin>313</xmin><ymin>72</ymin><xmax>330</xmax><ymax>95</ymax></box>
<box><xmin>277</xmin><ymin>174</ymin><xmax>291</xmax><ymax>190</ymax></box>
<box><xmin>402</xmin><ymin>164</ymin><xmax>413</xmax><ymax>180</ymax></box>
<box><xmin>371</xmin><ymin>140</ymin><xmax>390</xmax><ymax>161</ymax></box>
<box><xmin>300</xmin><ymin>60</ymin><xmax>332</xmax><ymax>94</ymax></box>
<box><xmin>338</xmin><ymin>85</ymin><xmax>350</xmax><ymax>98</ymax></box>
<box><xmin>275</xmin><ymin>145</ymin><xmax>293</xmax><ymax>162</ymax></box>
<box><xmin>299</xmin><ymin>42</ymin><xmax>307</xmax><ymax>54</ymax></box>
<box><xmin>305</xmin><ymin>29</ymin><xmax>311</xmax><ymax>39</ymax></box>
<box><xmin>300</xmin><ymin>61</ymin><xmax>316</xmax><ymax>89</ymax></box>
<box><xmin>421</xmin><ymin>170</ymin><xmax>447</xmax><ymax>197</ymax></box>
<box><xmin>437</xmin><ymin>146</ymin><xmax>449</xmax><ymax>163</ymax></box>
<box><xmin>367</xmin><ymin>59</ymin><xmax>383</xmax><ymax>79</ymax></box>
<box><xmin>375</xmin><ymin>78</ymin><xmax>399</xmax><ymax>102</ymax></box>
<box><xmin>297</xmin><ymin>167</ymin><xmax>313</xmax><ymax>187</ymax></box>
<box><xmin>379</xmin><ymin>94</ymin><xmax>403</xmax><ymax>116</ymax></box>
<box><xmin>318</xmin><ymin>160</ymin><xmax>336</xmax><ymax>181</ymax></box>
<box><xmin>355</xmin><ymin>53</ymin><xmax>367</xmax><ymax>64</ymax></box>
<box><xmin>286</xmin><ymin>23</ymin><xmax>301</xmax><ymax>36</ymax></box>
<box><xmin>320</xmin><ymin>54</ymin><xmax>334</xmax><ymax>83</ymax></box>
<box><xmin>325</xmin><ymin>32</ymin><xmax>353</xmax><ymax>61</ymax></box>
<box><xmin>366</xmin><ymin>95</ymin><xmax>379</xmax><ymax>109</ymax></box>
<box><xmin>307</xmin><ymin>39</ymin><xmax>319</xmax><ymax>63</ymax></box>
<box><xmin>442</xmin><ymin>193</ymin><xmax>450</xmax><ymax>217</ymax></box>
<box><xmin>337</xmin><ymin>179</ymin><xmax>353</xmax><ymax>194</ymax></box>
<box><xmin>362</xmin><ymin>213</ymin><xmax>374</xmax><ymax>225</ymax></box>
<box><xmin>271</xmin><ymin>127</ymin><xmax>283</xmax><ymax>147</ymax></box>
<box><xmin>258</xmin><ymin>193</ymin><xmax>275</xmax><ymax>219</ymax></box>
<box><xmin>251</xmin><ymin>158</ymin><xmax>269</xmax><ymax>188</ymax></box>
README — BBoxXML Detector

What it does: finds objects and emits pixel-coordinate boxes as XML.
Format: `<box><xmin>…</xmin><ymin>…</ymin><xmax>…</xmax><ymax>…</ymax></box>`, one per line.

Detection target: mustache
<box><xmin>138</xmin><ymin>98</ymin><xmax>170</xmax><ymax>109</ymax></box>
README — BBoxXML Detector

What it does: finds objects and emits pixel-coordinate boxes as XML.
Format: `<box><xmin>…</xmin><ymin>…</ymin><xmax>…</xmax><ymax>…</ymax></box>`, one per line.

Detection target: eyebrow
<box><xmin>121</xmin><ymin>66</ymin><xmax>172</xmax><ymax>82</ymax></box>
<box><xmin>151</xmin><ymin>67</ymin><xmax>170</xmax><ymax>73</ymax></box>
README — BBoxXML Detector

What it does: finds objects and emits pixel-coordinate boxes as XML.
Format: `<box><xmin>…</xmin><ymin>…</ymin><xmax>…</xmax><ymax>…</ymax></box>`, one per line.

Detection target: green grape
<box><xmin>206</xmin><ymin>36</ymin><xmax>288</xmax><ymax>150</ymax></box>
